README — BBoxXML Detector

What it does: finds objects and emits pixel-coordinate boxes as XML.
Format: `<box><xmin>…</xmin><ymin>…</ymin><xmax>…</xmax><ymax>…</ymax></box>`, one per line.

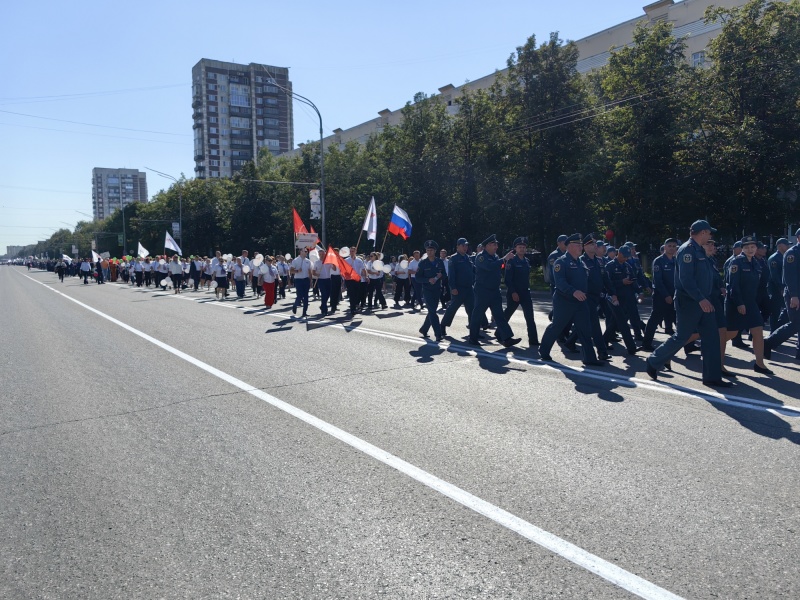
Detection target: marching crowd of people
<box><xmin>29</xmin><ymin>218</ymin><xmax>800</xmax><ymax>387</ymax></box>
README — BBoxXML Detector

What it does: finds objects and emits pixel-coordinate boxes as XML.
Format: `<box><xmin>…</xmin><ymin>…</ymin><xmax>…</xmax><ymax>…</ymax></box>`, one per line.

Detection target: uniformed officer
<box><xmin>764</xmin><ymin>228</ymin><xmax>800</xmax><ymax>360</ymax></box>
<box><xmin>724</xmin><ymin>241</ymin><xmax>748</xmax><ymax>349</ymax></box>
<box><xmin>623</xmin><ymin>241</ymin><xmax>650</xmax><ymax>339</ymax></box>
<box><xmin>538</xmin><ymin>234</ymin><xmax>604</xmax><ymax>366</ymax></box>
<box><xmin>546</xmin><ymin>235</ymin><xmax>568</xmax><ymax>323</ymax></box>
<box><xmin>416</xmin><ymin>240</ymin><xmax>446</xmax><ymax>341</ymax></box>
<box><xmin>579</xmin><ymin>234</ymin><xmax>611</xmax><ymax>360</ymax></box>
<box><xmin>603</xmin><ymin>245</ymin><xmax>640</xmax><ymax>355</ymax></box>
<box><xmin>645</xmin><ymin>220</ymin><xmax>731</xmax><ymax>387</ymax></box>
<box><xmin>767</xmin><ymin>238</ymin><xmax>790</xmax><ymax>331</ymax></box>
<box><xmin>723</xmin><ymin>235</ymin><xmax>772</xmax><ymax>374</ymax></box>
<box><xmin>503</xmin><ymin>237</ymin><xmax>540</xmax><ymax>346</ymax></box>
<box><xmin>642</xmin><ymin>238</ymin><xmax>678</xmax><ymax>351</ymax></box>
<box><xmin>469</xmin><ymin>234</ymin><xmax>520</xmax><ymax>347</ymax></box>
<box><xmin>440</xmin><ymin>238</ymin><xmax>475</xmax><ymax>336</ymax></box>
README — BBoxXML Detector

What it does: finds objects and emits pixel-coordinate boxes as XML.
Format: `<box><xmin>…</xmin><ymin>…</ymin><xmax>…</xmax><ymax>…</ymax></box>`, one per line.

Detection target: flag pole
<box><xmin>354</xmin><ymin>229</ymin><xmax>363</xmax><ymax>253</ymax></box>
<box><xmin>379</xmin><ymin>229</ymin><xmax>389</xmax><ymax>256</ymax></box>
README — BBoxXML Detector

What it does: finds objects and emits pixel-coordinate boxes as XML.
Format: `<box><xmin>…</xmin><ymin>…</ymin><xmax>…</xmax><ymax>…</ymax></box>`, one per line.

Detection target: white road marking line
<box><xmin>80</xmin><ymin>274</ymin><xmax>800</xmax><ymax>417</ymax></box>
<box><xmin>20</xmin><ymin>270</ymin><xmax>683</xmax><ymax>600</ymax></box>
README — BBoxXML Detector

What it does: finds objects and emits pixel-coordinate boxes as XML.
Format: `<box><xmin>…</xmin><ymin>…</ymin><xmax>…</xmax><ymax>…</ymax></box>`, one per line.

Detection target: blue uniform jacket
<box><xmin>415</xmin><ymin>257</ymin><xmax>445</xmax><ymax>292</ymax></box>
<box><xmin>605</xmin><ymin>258</ymin><xmax>636</xmax><ymax>298</ymax></box>
<box><xmin>474</xmin><ymin>250</ymin><xmax>504</xmax><ymax>291</ymax></box>
<box><xmin>784</xmin><ymin>244</ymin><xmax>800</xmax><ymax>298</ymax></box>
<box><xmin>580</xmin><ymin>253</ymin><xmax>606</xmax><ymax>300</ymax></box>
<box><xmin>504</xmin><ymin>255</ymin><xmax>531</xmax><ymax>295</ymax></box>
<box><xmin>447</xmin><ymin>252</ymin><xmax>475</xmax><ymax>293</ymax></box>
<box><xmin>547</xmin><ymin>248</ymin><xmax>564</xmax><ymax>291</ymax></box>
<box><xmin>553</xmin><ymin>253</ymin><xmax>589</xmax><ymax>300</ymax></box>
<box><xmin>727</xmin><ymin>255</ymin><xmax>762</xmax><ymax>307</ymax></box>
<box><xmin>768</xmin><ymin>251</ymin><xmax>784</xmax><ymax>297</ymax></box>
<box><xmin>675</xmin><ymin>238</ymin><xmax>714</xmax><ymax>303</ymax></box>
<box><xmin>651</xmin><ymin>254</ymin><xmax>676</xmax><ymax>300</ymax></box>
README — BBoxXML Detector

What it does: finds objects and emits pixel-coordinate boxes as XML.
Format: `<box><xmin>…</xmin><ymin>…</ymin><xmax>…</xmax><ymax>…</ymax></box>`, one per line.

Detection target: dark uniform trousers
<box><xmin>765</xmin><ymin>295</ymin><xmax>800</xmax><ymax>352</ymax></box>
<box><xmin>470</xmin><ymin>287</ymin><xmax>513</xmax><ymax>343</ymax></box>
<box><xmin>503</xmin><ymin>290</ymin><xmax>539</xmax><ymax>344</ymax></box>
<box><xmin>643</xmin><ymin>296</ymin><xmax>676</xmax><ymax>346</ymax></box>
<box><xmin>317</xmin><ymin>278</ymin><xmax>332</xmax><ymax>316</ymax></box>
<box><xmin>345</xmin><ymin>279</ymin><xmax>361</xmax><ymax>312</ymax></box>
<box><xmin>648</xmin><ymin>294</ymin><xmax>722</xmax><ymax>381</ymax></box>
<box><xmin>603</xmin><ymin>295</ymin><xmax>638</xmax><ymax>353</ymax></box>
<box><xmin>441</xmin><ymin>288</ymin><xmax>476</xmax><ymax>329</ymax></box>
<box><xmin>540</xmin><ymin>293</ymin><xmax>598</xmax><ymax>363</ymax></box>
<box><xmin>420</xmin><ymin>289</ymin><xmax>442</xmax><ymax>338</ymax></box>
<box><xmin>330</xmin><ymin>274</ymin><xmax>342</xmax><ymax>311</ymax></box>
<box><xmin>769</xmin><ymin>291</ymin><xmax>788</xmax><ymax>332</ymax></box>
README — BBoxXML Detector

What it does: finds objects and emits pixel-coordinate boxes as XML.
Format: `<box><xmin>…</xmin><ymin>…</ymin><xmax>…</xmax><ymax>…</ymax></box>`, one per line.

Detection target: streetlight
<box><xmin>144</xmin><ymin>167</ymin><xmax>183</xmax><ymax>251</ymax></box>
<box><xmin>256</xmin><ymin>69</ymin><xmax>326</xmax><ymax>247</ymax></box>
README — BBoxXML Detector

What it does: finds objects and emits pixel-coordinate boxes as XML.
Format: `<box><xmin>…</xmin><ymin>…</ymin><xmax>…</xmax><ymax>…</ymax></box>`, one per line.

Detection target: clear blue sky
<box><xmin>0</xmin><ymin>0</ymin><xmax>649</xmax><ymax>255</ymax></box>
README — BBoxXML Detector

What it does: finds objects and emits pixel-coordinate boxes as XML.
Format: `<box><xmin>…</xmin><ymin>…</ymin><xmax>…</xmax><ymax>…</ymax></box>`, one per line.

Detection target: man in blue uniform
<box><xmin>645</xmin><ymin>220</ymin><xmax>732</xmax><ymax>387</ymax></box>
<box><xmin>440</xmin><ymin>238</ymin><xmax>475</xmax><ymax>337</ymax></box>
<box><xmin>603</xmin><ymin>245</ymin><xmax>640</xmax><ymax>355</ymax></box>
<box><xmin>538</xmin><ymin>234</ymin><xmax>604</xmax><ymax>366</ymax></box>
<box><xmin>503</xmin><ymin>237</ymin><xmax>540</xmax><ymax>346</ymax></box>
<box><xmin>623</xmin><ymin>241</ymin><xmax>651</xmax><ymax>339</ymax></box>
<box><xmin>764</xmin><ymin>228</ymin><xmax>800</xmax><ymax>360</ymax></box>
<box><xmin>724</xmin><ymin>241</ymin><xmax>748</xmax><ymax>348</ymax></box>
<box><xmin>416</xmin><ymin>240</ymin><xmax>447</xmax><ymax>341</ymax></box>
<box><xmin>469</xmin><ymin>234</ymin><xmax>520</xmax><ymax>347</ymax></box>
<box><xmin>642</xmin><ymin>238</ymin><xmax>678</xmax><ymax>351</ymax></box>
<box><xmin>546</xmin><ymin>235</ymin><xmax>568</xmax><ymax>323</ymax></box>
<box><xmin>767</xmin><ymin>238</ymin><xmax>790</xmax><ymax>331</ymax></box>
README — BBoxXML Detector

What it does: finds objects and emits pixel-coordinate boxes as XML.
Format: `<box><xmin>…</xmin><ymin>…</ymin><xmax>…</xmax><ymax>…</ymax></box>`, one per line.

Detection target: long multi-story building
<box><xmin>91</xmin><ymin>168</ymin><xmax>148</xmax><ymax>221</ymax></box>
<box><xmin>192</xmin><ymin>59</ymin><xmax>294</xmax><ymax>179</ymax></box>
<box><xmin>287</xmin><ymin>0</ymin><xmax>751</xmax><ymax>156</ymax></box>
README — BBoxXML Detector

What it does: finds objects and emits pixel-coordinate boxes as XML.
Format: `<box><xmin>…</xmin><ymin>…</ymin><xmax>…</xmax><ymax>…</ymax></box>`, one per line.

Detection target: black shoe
<box><xmin>501</xmin><ymin>337</ymin><xmax>521</xmax><ymax>348</ymax></box>
<box><xmin>763</xmin><ymin>345</ymin><xmax>771</xmax><ymax>359</ymax></box>
<box><xmin>440</xmin><ymin>326</ymin><xmax>448</xmax><ymax>337</ymax></box>
<box><xmin>468</xmin><ymin>338</ymin><xmax>481</xmax><ymax>346</ymax></box>
<box><xmin>754</xmin><ymin>364</ymin><xmax>774</xmax><ymax>375</ymax></box>
<box><xmin>563</xmin><ymin>342</ymin><xmax>578</xmax><ymax>354</ymax></box>
<box><xmin>703</xmin><ymin>379</ymin><xmax>733</xmax><ymax>388</ymax></box>
<box><xmin>664</xmin><ymin>360</ymin><xmax>672</xmax><ymax>371</ymax></box>
<box><xmin>598</xmin><ymin>352</ymin><xmax>612</xmax><ymax>361</ymax></box>
<box><xmin>796</xmin><ymin>348</ymin><xmax>800</xmax><ymax>360</ymax></box>
<box><xmin>731</xmin><ymin>340</ymin><xmax>749</xmax><ymax>349</ymax></box>
<box><xmin>435</xmin><ymin>336</ymin><xmax>443</xmax><ymax>342</ymax></box>
<box><xmin>292</xmin><ymin>305</ymin><xmax>297</xmax><ymax>315</ymax></box>
<box><xmin>529</xmin><ymin>339</ymin><xmax>540</xmax><ymax>347</ymax></box>
<box><xmin>627</xmin><ymin>346</ymin><xmax>641</xmax><ymax>356</ymax></box>
<box><xmin>418</xmin><ymin>327</ymin><xmax>429</xmax><ymax>338</ymax></box>
<box><xmin>641</xmin><ymin>343</ymin><xmax>655</xmax><ymax>352</ymax></box>
<box><xmin>539</xmin><ymin>352</ymin><xmax>553</xmax><ymax>361</ymax></box>
<box><xmin>583</xmin><ymin>360</ymin><xmax>605</xmax><ymax>367</ymax></box>
<box><xmin>646</xmin><ymin>361</ymin><xmax>658</xmax><ymax>381</ymax></box>
<box><xmin>720</xmin><ymin>368</ymin><xmax>738</xmax><ymax>378</ymax></box>
<box><xmin>683</xmin><ymin>343</ymin><xmax>698</xmax><ymax>356</ymax></box>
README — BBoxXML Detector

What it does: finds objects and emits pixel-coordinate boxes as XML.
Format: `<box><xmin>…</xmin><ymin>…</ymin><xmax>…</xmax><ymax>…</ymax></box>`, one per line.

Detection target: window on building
<box><xmin>265</xmin><ymin>97</ymin><xmax>278</xmax><ymax>105</ymax></box>
<box><xmin>210</xmin><ymin>160</ymin><xmax>219</xmax><ymax>166</ymax></box>
<box><xmin>692</xmin><ymin>51</ymin><xmax>706</xmax><ymax>68</ymax></box>
<box><xmin>209</xmin><ymin>116</ymin><xmax>217</xmax><ymax>123</ymax></box>
<box><xmin>210</xmin><ymin>149</ymin><xmax>218</xmax><ymax>156</ymax></box>
<box><xmin>221</xmin><ymin>107</ymin><xmax>227</xmax><ymax>114</ymax></box>
<box><xmin>209</xmin><ymin>138</ymin><xmax>218</xmax><ymax>145</ymax></box>
<box><xmin>208</xmin><ymin>83</ymin><xmax>217</xmax><ymax>91</ymax></box>
<box><xmin>264</xmin><ymin>118</ymin><xmax>279</xmax><ymax>126</ymax></box>
<box><xmin>266</xmin><ymin>139</ymin><xmax>279</xmax><ymax>147</ymax></box>
<box><xmin>209</xmin><ymin>106</ymin><xmax>217</xmax><ymax>113</ymax></box>
<box><xmin>208</xmin><ymin>95</ymin><xmax>217</xmax><ymax>101</ymax></box>
<box><xmin>264</xmin><ymin>85</ymin><xmax>278</xmax><ymax>94</ymax></box>
<box><xmin>209</xmin><ymin>127</ymin><xmax>218</xmax><ymax>134</ymax></box>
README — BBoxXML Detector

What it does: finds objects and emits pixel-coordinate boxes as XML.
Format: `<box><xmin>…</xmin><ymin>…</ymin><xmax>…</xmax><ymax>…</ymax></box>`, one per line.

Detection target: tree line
<box><xmin>20</xmin><ymin>0</ymin><xmax>800</xmax><ymax>262</ymax></box>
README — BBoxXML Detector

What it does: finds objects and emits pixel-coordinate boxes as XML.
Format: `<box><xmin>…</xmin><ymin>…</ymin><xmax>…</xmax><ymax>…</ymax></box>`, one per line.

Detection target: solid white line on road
<box><xmin>18</xmin><ymin>269</ymin><xmax>684</xmax><ymax>600</ymax></box>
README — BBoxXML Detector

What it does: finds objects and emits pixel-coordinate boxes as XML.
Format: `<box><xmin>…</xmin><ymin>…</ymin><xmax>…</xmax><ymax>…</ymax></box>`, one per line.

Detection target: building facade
<box><xmin>91</xmin><ymin>168</ymin><xmax>148</xmax><ymax>221</ymax></box>
<box><xmin>286</xmin><ymin>0</ymin><xmax>752</xmax><ymax>156</ymax></box>
<box><xmin>192</xmin><ymin>59</ymin><xmax>294</xmax><ymax>179</ymax></box>
<box><xmin>6</xmin><ymin>245</ymin><xmax>24</xmax><ymax>258</ymax></box>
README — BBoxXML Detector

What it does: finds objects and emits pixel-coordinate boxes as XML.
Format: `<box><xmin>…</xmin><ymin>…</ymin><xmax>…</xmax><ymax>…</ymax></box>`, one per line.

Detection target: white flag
<box><xmin>164</xmin><ymin>231</ymin><xmax>182</xmax><ymax>255</ymax></box>
<box><xmin>92</xmin><ymin>250</ymin><xmax>101</xmax><ymax>263</ymax></box>
<box><xmin>62</xmin><ymin>254</ymin><xmax>72</xmax><ymax>264</ymax></box>
<box><xmin>137</xmin><ymin>242</ymin><xmax>149</xmax><ymax>258</ymax></box>
<box><xmin>362</xmin><ymin>196</ymin><xmax>378</xmax><ymax>244</ymax></box>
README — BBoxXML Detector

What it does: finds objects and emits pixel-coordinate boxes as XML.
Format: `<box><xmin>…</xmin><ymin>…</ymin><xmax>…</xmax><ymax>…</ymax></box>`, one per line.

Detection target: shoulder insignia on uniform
<box><xmin>730</xmin><ymin>265</ymin><xmax>738</xmax><ymax>273</ymax></box>
<box><xmin>554</xmin><ymin>263</ymin><xmax>562</xmax><ymax>272</ymax></box>
<box><xmin>549</xmin><ymin>258</ymin><xmax>555</xmax><ymax>265</ymax></box>
<box><xmin>683</xmin><ymin>254</ymin><xmax>692</xmax><ymax>263</ymax></box>
<box><xmin>478</xmin><ymin>256</ymin><xmax>484</xmax><ymax>262</ymax></box>
<box><xmin>788</xmin><ymin>255</ymin><xmax>795</xmax><ymax>263</ymax></box>
<box><xmin>653</xmin><ymin>266</ymin><xmax>660</xmax><ymax>272</ymax></box>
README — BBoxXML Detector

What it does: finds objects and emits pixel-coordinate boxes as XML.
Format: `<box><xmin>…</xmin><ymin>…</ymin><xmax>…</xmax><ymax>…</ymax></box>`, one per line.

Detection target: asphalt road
<box><xmin>2</xmin><ymin>267</ymin><xmax>799</xmax><ymax>599</ymax></box>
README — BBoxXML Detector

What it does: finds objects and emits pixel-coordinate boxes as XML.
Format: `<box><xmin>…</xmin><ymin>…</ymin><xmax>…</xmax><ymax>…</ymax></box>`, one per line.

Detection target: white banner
<box><xmin>295</xmin><ymin>233</ymin><xmax>318</xmax><ymax>249</ymax></box>
<box><xmin>137</xmin><ymin>242</ymin><xmax>149</xmax><ymax>258</ymax></box>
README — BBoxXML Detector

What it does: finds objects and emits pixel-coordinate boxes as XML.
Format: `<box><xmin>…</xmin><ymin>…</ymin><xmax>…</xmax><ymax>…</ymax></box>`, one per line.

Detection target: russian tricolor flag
<box><xmin>387</xmin><ymin>205</ymin><xmax>412</xmax><ymax>240</ymax></box>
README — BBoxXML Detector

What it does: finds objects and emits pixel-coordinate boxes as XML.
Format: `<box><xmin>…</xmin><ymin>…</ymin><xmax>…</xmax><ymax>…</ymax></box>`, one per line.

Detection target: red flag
<box><xmin>324</xmin><ymin>245</ymin><xmax>360</xmax><ymax>281</ymax></box>
<box><xmin>310</xmin><ymin>225</ymin><xmax>321</xmax><ymax>244</ymax></box>
<box><xmin>292</xmin><ymin>208</ymin><xmax>308</xmax><ymax>235</ymax></box>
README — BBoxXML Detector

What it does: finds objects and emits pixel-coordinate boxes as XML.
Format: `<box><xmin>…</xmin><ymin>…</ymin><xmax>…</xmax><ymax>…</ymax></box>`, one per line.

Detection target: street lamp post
<box><xmin>144</xmin><ymin>167</ymin><xmax>183</xmax><ymax>251</ymax></box>
<box><xmin>256</xmin><ymin>72</ymin><xmax>326</xmax><ymax>247</ymax></box>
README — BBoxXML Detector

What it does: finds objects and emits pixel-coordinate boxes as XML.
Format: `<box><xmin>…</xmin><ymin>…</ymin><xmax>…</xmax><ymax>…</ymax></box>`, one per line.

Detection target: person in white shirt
<box><xmin>142</xmin><ymin>257</ymin><xmax>153</xmax><ymax>287</ymax></box>
<box><xmin>241</xmin><ymin>250</ymin><xmax>257</xmax><ymax>297</ymax></box>
<box><xmin>133</xmin><ymin>258</ymin><xmax>144</xmax><ymax>287</ymax></box>
<box><xmin>366</xmin><ymin>252</ymin><xmax>387</xmax><ymax>310</ymax></box>
<box><xmin>276</xmin><ymin>256</ymin><xmax>289</xmax><ymax>298</ymax></box>
<box><xmin>290</xmin><ymin>249</ymin><xmax>313</xmax><ymax>317</ymax></box>
<box><xmin>231</xmin><ymin>257</ymin><xmax>247</xmax><ymax>299</ymax></box>
<box><xmin>439</xmin><ymin>247</ymin><xmax>451</xmax><ymax>308</ymax></box>
<box><xmin>213</xmin><ymin>257</ymin><xmax>229</xmax><ymax>300</ymax></box>
<box><xmin>168</xmin><ymin>255</ymin><xmax>184</xmax><ymax>294</ymax></box>
<box><xmin>257</xmin><ymin>257</ymin><xmax>279</xmax><ymax>308</ymax></box>
<box><xmin>409</xmin><ymin>250</ymin><xmax>424</xmax><ymax>309</ymax></box>
<box><xmin>394</xmin><ymin>254</ymin><xmax>410</xmax><ymax>306</ymax></box>
<box><xmin>313</xmin><ymin>252</ymin><xmax>333</xmax><ymax>316</ymax></box>
<box><xmin>79</xmin><ymin>258</ymin><xmax>92</xmax><ymax>285</ymax></box>
<box><xmin>329</xmin><ymin>253</ymin><xmax>342</xmax><ymax>313</ymax></box>
<box><xmin>345</xmin><ymin>247</ymin><xmax>366</xmax><ymax>314</ymax></box>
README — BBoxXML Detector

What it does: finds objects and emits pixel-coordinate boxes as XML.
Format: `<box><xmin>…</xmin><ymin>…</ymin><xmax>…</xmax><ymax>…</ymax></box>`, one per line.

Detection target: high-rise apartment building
<box><xmin>91</xmin><ymin>168</ymin><xmax>148</xmax><ymax>221</ymax></box>
<box><xmin>192</xmin><ymin>59</ymin><xmax>294</xmax><ymax>179</ymax></box>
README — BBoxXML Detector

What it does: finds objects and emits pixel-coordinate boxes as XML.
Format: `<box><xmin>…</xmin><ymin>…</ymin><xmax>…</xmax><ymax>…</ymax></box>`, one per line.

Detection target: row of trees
<box><xmin>20</xmin><ymin>0</ymin><xmax>800</xmax><ymax>261</ymax></box>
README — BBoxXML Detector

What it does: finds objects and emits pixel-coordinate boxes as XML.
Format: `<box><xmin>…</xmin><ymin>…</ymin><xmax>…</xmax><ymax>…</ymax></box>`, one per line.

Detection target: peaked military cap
<box><xmin>618</xmin><ymin>246</ymin><xmax>632</xmax><ymax>258</ymax></box>
<box><xmin>606</xmin><ymin>246</ymin><xmax>617</xmax><ymax>253</ymax></box>
<box><xmin>740</xmin><ymin>235</ymin><xmax>757</xmax><ymax>246</ymax></box>
<box><xmin>582</xmin><ymin>233</ymin><xmax>596</xmax><ymax>244</ymax></box>
<box><xmin>424</xmin><ymin>239</ymin><xmax>439</xmax><ymax>250</ymax></box>
<box><xmin>624</xmin><ymin>241</ymin><xmax>636</xmax><ymax>248</ymax></box>
<box><xmin>566</xmin><ymin>233</ymin><xmax>582</xmax><ymax>244</ymax></box>
<box><xmin>664</xmin><ymin>238</ymin><xmax>678</xmax><ymax>245</ymax></box>
<box><xmin>795</xmin><ymin>228</ymin><xmax>800</xmax><ymax>237</ymax></box>
<box><xmin>776</xmin><ymin>238</ymin><xmax>790</xmax><ymax>247</ymax></box>
<box><xmin>757</xmin><ymin>241</ymin><xmax>765</xmax><ymax>249</ymax></box>
<box><xmin>732</xmin><ymin>241</ymin><xmax>742</xmax><ymax>249</ymax></box>
<box><xmin>513</xmin><ymin>236</ymin><xmax>528</xmax><ymax>247</ymax></box>
<box><xmin>691</xmin><ymin>219</ymin><xmax>717</xmax><ymax>233</ymax></box>
<box><xmin>456</xmin><ymin>237</ymin><xmax>469</xmax><ymax>246</ymax></box>
<box><xmin>595</xmin><ymin>241</ymin><xmax>605</xmax><ymax>248</ymax></box>
<box><xmin>481</xmin><ymin>234</ymin><xmax>498</xmax><ymax>246</ymax></box>
<box><xmin>557</xmin><ymin>234</ymin><xmax>568</xmax><ymax>243</ymax></box>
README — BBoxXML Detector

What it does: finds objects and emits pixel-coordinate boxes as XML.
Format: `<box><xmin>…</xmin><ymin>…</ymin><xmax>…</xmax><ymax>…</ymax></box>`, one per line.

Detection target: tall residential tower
<box><xmin>91</xmin><ymin>168</ymin><xmax>148</xmax><ymax>221</ymax></box>
<box><xmin>192</xmin><ymin>59</ymin><xmax>293</xmax><ymax>179</ymax></box>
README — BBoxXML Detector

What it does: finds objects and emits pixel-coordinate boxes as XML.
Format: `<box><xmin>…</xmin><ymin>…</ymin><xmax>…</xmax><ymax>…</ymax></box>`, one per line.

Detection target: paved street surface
<box><xmin>2</xmin><ymin>266</ymin><xmax>799</xmax><ymax>599</ymax></box>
